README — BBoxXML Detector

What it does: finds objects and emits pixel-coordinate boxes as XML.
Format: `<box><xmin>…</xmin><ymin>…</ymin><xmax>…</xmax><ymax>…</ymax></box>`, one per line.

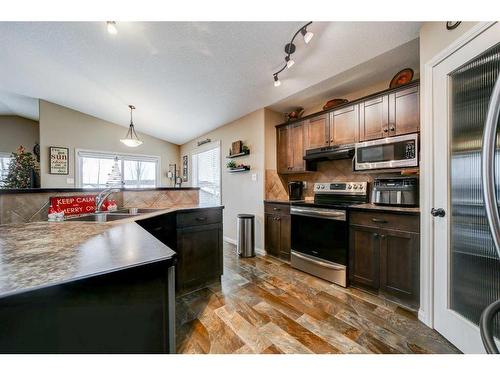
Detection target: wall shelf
<box><xmin>227</xmin><ymin>166</ymin><xmax>251</xmax><ymax>173</ymax></box>
<box><xmin>226</xmin><ymin>150</ymin><xmax>250</xmax><ymax>159</ymax></box>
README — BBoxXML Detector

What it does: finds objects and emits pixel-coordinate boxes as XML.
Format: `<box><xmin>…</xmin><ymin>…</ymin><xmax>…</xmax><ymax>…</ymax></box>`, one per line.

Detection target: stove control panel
<box><xmin>314</xmin><ymin>181</ymin><xmax>368</xmax><ymax>195</ymax></box>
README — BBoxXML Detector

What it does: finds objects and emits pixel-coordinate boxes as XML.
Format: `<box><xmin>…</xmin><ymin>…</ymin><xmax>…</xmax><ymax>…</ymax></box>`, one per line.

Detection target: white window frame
<box><xmin>0</xmin><ymin>151</ymin><xmax>12</xmax><ymax>187</ymax></box>
<box><xmin>75</xmin><ymin>148</ymin><xmax>161</xmax><ymax>188</ymax></box>
<box><xmin>190</xmin><ymin>140</ymin><xmax>222</xmax><ymax>205</ymax></box>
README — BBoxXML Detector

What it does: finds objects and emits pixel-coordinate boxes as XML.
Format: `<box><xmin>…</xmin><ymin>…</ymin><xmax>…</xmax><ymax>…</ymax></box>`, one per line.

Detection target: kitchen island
<box><xmin>0</xmin><ymin>204</ymin><xmax>223</xmax><ymax>353</ymax></box>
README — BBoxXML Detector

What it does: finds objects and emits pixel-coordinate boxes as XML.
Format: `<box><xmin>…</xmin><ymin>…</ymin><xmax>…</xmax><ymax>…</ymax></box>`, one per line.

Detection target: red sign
<box><xmin>50</xmin><ymin>195</ymin><xmax>108</xmax><ymax>217</ymax></box>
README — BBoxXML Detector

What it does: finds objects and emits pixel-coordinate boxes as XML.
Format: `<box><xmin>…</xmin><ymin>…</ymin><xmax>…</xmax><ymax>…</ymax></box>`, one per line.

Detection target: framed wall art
<box><xmin>49</xmin><ymin>146</ymin><xmax>69</xmax><ymax>175</ymax></box>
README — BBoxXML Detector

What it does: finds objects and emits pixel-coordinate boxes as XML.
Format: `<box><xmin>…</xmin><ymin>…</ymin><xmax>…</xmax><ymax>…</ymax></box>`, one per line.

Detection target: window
<box><xmin>0</xmin><ymin>152</ymin><xmax>11</xmax><ymax>187</ymax></box>
<box><xmin>192</xmin><ymin>142</ymin><xmax>221</xmax><ymax>205</ymax></box>
<box><xmin>76</xmin><ymin>150</ymin><xmax>159</xmax><ymax>189</ymax></box>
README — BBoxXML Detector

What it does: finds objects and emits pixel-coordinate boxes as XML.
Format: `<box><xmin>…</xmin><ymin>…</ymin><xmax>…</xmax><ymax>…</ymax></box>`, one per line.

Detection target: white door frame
<box><xmin>420</xmin><ymin>21</ymin><xmax>496</xmax><ymax>328</ymax></box>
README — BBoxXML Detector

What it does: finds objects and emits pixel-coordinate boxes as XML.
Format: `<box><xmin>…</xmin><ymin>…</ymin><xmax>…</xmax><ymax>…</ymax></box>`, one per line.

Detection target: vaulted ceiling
<box><xmin>0</xmin><ymin>22</ymin><xmax>421</xmax><ymax>144</ymax></box>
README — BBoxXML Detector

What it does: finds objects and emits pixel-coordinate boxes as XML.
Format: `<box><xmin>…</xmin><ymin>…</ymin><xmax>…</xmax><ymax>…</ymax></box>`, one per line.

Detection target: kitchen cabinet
<box><xmin>305</xmin><ymin>114</ymin><xmax>329</xmax><ymax>149</ymax></box>
<box><xmin>359</xmin><ymin>95</ymin><xmax>389</xmax><ymax>141</ymax></box>
<box><xmin>276</xmin><ymin>122</ymin><xmax>306</xmax><ymax>174</ymax></box>
<box><xmin>330</xmin><ymin>104</ymin><xmax>359</xmax><ymax>145</ymax></box>
<box><xmin>138</xmin><ymin>207</ymin><xmax>223</xmax><ymax>295</ymax></box>
<box><xmin>264</xmin><ymin>202</ymin><xmax>291</xmax><ymax>261</ymax></box>
<box><xmin>388</xmin><ymin>85</ymin><xmax>420</xmax><ymax>136</ymax></box>
<box><xmin>349</xmin><ymin>210</ymin><xmax>420</xmax><ymax>309</ymax></box>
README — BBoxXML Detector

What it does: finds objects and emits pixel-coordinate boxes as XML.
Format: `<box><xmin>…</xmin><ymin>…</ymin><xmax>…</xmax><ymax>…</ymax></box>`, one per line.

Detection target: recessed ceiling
<box><xmin>0</xmin><ymin>22</ymin><xmax>421</xmax><ymax>145</ymax></box>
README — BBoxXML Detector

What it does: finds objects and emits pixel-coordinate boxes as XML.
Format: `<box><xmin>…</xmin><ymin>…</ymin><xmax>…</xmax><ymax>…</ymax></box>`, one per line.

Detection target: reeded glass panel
<box><xmin>450</xmin><ymin>42</ymin><xmax>500</xmax><ymax>338</ymax></box>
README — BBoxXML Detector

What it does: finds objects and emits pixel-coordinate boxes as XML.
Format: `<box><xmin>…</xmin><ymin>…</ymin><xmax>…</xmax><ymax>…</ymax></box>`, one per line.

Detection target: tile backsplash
<box><xmin>0</xmin><ymin>189</ymin><xmax>199</xmax><ymax>225</ymax></box>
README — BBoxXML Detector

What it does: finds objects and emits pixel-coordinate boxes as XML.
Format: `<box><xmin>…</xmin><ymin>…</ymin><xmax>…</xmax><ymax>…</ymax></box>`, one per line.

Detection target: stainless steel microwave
<box><xmin>354</xmin><ymin>133</ymin><xmax>418</xmax><ymax>171</ymax></box>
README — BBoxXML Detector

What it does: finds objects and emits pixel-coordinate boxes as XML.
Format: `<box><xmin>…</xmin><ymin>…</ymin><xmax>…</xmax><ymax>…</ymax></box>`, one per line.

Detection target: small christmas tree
<box><xmin>4</xmin><ymin>146</ymin><xmax>38</xmax><ymax>189</ymax></box>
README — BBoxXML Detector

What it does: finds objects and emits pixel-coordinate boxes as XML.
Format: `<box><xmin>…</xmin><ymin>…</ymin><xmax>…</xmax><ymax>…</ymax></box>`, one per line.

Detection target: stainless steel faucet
<box><xmin>95</xmin><ymin>187</ymin><xmax>121</xmax><ymax>212</ymax></box>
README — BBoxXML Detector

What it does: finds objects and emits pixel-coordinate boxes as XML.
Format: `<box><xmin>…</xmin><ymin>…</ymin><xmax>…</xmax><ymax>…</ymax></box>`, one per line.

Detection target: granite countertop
<box><xmin>0</xmin><ymin>204</ymin><xmax>222</xmax><ymax>299</ymax></box>
<box><xmin>349</xmin><ymin>203</ymin><xmax>420</xmax><ymax>214</ymax></box>
<box><xmin>0</xmin><ymin>187</ymin><xmax>200</xmax><ymax>194</ymax></box>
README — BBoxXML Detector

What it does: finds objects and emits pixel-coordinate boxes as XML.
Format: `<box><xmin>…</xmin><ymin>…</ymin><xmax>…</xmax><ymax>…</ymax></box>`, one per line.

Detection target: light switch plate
<box><xmin>251</xmin><ymin>173</ymin><xmax>257</xmax><ymax>182</ymax></box>
<box><xmin>66</xmin><ymin>177</ymin><xmax>74</xmax><ymax>185</ymax></box>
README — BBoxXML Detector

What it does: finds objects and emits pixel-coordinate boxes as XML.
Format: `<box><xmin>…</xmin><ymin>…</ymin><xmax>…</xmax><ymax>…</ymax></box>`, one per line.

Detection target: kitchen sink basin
<box><xmin>65</xmin><ymin>213</ymin><xmax>139</xmax><ymax>222</ymax></box>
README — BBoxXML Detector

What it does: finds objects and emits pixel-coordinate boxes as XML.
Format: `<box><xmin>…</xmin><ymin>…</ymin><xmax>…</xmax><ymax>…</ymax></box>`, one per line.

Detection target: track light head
<box><xmin>106</xmin><ymin>21</ymin><xmax>118</xmax><ymax>35</ymax></box>
<box><xmin>285</xmin><ymin>56</ymin><xmax>295</xmax><ymax>69</ymax></box>
<box><xmin>273</xmin><ymin>75</ymin><xmax>281</xmax><ymax>87</ymax></box>
<box><xmin>301</xmin><ymin>27</ymin><xmax>314</xmax><ymax>44</ymax></box>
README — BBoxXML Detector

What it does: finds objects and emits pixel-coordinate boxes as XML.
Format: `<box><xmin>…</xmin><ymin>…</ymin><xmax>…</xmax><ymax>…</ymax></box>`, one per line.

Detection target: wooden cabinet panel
<box><xmin>359</xmin><ymin>95</ymin><xmax>389</xmax><ymax>141</ymax></box>
<box><xmin>265</xmin><ymin>213</ymin><xmax>281</xmax><ymax>257</ymax></box>
<box><xmin>349</xmin><ymin>225</ymin><xmax>380</xmax><ymax>290</ymax></box>
<box><xmin>177</xmin><ymin>223</ymin><xmax>223</xmax><ymax>293</ymax></box>
<box><xmin>349</xmin><ymin>211</ymin><xmax>419</xmax><ymax>233</ymax></box>
<box><xmin>389</xmin><ymin>85</ymin><xmax>420</xmax><ymax>136</ymax></box>
<box><xmin>279</xmin><ymin>213</ymin><xmax>291</xmax><ymax>261</ymax></box>
<box><xmin>290</xmin><ymin>122</ymin><xmax>305</xmax><ymax>172</ymax></box>
<box><xmin>330</xmin><ymin>104</ymin><xmax>359</xmax><ymax>145</ymax></box>
<box><xmin>264</xmin><ymin>203</ymin><xmax>290</xmax><ymax>215</ymax></box>
<box><xmin>380</xmin><ymin>229</ymin><xmax>420</xmax><ymax>308</ymax></box>
<box><xmin>177</xmin><ymin>208</ymin><xmax>223</xmax><ymax>228</ymax></box>
<box><xmin>305</xmin><ymin>114</ymin><xmax>329</xmax><ymax>149</ymax></box>
<box><xmin>277</xmin><ymin>125</ymin><xmax>290</xmax><ymax>174</ymax></box>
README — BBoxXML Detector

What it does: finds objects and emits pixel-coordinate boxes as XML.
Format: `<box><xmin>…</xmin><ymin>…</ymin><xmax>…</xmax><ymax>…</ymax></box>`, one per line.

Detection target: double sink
<box><xmin>65</xmin><ymin>208</ymin><xmax>163</xmax><ymax>222</ymax></box>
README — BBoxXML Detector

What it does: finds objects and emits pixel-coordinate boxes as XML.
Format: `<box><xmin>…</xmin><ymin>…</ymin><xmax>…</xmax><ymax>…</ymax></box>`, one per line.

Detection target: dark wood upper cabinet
<box><xmin>305</xmin><ymin>114</ymin><xmax>329</xmax><ymax>150</ymax></box>
<box><xmin>359</xmin><ymin>95</ymin><xmax>389</xmax><ymax>141</ymax></box>
<box><xmin>276</xmin><ymin>122</ymin><xmax>306</xmax><ymax>174</ymax></box>
<box><xmin>388</xmin><ymin>85</ymin><xmax>420</xmax><ymax>136</ymax></box>
<box><xmin>330</xmin><ymin>104</ymin><xmax>359</xmax><ymax>145</ymax></box>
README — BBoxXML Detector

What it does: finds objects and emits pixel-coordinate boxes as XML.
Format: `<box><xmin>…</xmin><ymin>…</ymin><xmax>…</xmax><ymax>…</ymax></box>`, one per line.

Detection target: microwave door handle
<box><xmin>482</xmin><ymin>74</ymin><xmax>500</xmax><ymax>260</ymax></box>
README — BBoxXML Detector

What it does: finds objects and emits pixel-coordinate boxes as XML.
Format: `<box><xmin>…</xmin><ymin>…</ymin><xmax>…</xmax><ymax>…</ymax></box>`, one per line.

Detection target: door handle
<box><xmin>482</xmin><ymin>73</ymin><xmax>500</xmax><ymax>259</ymax></box>
<box><xmin>431</xmin><ymin>208</ymin><xmax>446</xmax><ymax>217</ymax></box>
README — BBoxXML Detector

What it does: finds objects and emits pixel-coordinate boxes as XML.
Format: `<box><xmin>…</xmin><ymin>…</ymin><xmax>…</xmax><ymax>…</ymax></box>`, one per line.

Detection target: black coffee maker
<box><xmin>288</xmin><ymin>181</ymin><xmax>304</xmax><ymax>201</ymax></box>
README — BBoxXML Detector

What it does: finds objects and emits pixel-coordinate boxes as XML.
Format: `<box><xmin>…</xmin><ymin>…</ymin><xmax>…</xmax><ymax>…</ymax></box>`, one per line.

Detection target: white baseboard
<box><xmin>223</xmin><ymin>236</ymin><xmax>266</xmax><ymax>256</ymax></box>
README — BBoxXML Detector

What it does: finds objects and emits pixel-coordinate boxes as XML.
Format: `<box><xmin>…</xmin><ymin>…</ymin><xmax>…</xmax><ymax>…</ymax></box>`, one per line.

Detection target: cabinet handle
<box><xmin>373</xmin><ymin>233</ymin><xmax>380</xmax><ymax>239</ymax></box>
<box><xmin>380</xmin><ymin>234</ymin><xmax>386</xmax><ymax>239</ymax></box>
<box><xmin>383</xmin><ymin>128</ymin><xmax>389</xmax><ymax>133</ymax></box>
<box><xmin>153</xmin><ymin>226</ymin><xmax>163</xmax><ymax>232</ymax></box>
<box><xmin>390</xmin><ymin>126</ymin><xmax>395</xmax><ymax>131</ymax></box>
<box><xmin>371</xmin><ymin>218</ymin><xmax>388</xmax><ymax>223</ymax></box>
<box><xmin>195</xmin><ymin>217</ymin><xmax>207</xmax><ymax>222</ymax></box>
<box><xmin>275</xmin><ymin>217</ymin><xmax>281</xmax><ymax>221</ymax></box>
<box><xmin>330</xmin><ymin>139</ymin><xmax>334</xmax><ymax>143</ymax></box>
<box><xmin>273</xmin><ymin>207</ymin><xmax>281</xmax><ymax>211</ymax></box>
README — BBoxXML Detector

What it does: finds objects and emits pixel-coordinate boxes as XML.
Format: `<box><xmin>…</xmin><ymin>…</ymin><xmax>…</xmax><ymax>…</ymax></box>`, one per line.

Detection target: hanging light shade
<box><xmin>120</xmin><ymin>105</ymin><xmax>143</xmax><ymax>147</ymax></box>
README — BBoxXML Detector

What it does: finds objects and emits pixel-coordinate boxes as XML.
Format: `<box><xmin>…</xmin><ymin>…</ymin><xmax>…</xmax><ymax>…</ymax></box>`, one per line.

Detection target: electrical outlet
<box><xmin>66</xmin><ymin>177</ymin><xmax>74</xmax><ymax>185</ymax></box>
<box><xmin>251</xmin><ymin>173</ymin><xmax>257</xmax><ymax>182</ymax></box>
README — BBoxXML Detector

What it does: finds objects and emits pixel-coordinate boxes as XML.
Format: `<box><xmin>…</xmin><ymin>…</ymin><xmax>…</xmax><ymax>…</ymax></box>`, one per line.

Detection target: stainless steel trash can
<box><xmin>237</xmin><ymin>214</ymin><xmax>255</xmax><ymax>257</ymax></box>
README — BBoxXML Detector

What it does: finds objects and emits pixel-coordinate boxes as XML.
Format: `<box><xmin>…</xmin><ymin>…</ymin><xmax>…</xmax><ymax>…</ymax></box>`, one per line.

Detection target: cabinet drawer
<box><xmin>349</xmin><ymin>211</ymin><xmax>419</xmax><ymax>233</ymax></box>
<box><xmin>177</xmin><ymin>209</ymin><xmax>222</xmax><ymax>228</ymax></box>
<box><xmin>264</xmin><ymin>203</ymin><xmax>290</xmax><ymax>215</ymax></box>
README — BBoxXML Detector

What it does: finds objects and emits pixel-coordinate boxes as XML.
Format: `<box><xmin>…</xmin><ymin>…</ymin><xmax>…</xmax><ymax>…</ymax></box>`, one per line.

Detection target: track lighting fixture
<box><xmin>272</xmin><ymin>22</ymin><xmax>314</xmax><ymax>87</ymax></box>
<box><xmin>106</xmin><ymin>21</ymin><xmax>118</xmax><ymax>35</ymax></box>
<box><xmin>301</xmin><ymin>27</ymin><xmax>314</xmax><ymax>44</ymax></box>
<box><xmin>274</xmin><ymin>75</ymin><xmax>281</xmax><ymax>87</ymax></box>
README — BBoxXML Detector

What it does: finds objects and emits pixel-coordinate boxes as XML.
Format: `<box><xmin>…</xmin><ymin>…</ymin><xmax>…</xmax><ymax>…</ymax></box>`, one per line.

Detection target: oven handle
<box><xmin>290</xmin><ymin>207</ymin><xmax>346</xmax><ymax>221</ymax></box>
<box><xmin>291</xmin><ymin>251</ymin><xmax>346</xmax><ymax>270</ymax></box>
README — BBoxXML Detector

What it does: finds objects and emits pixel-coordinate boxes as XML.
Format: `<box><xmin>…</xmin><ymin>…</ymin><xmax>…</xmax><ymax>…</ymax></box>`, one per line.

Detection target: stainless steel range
<box><xmin>290</xmin><ymin>181</ymin><xmax>368</xmax><ymax>287</ymax></box>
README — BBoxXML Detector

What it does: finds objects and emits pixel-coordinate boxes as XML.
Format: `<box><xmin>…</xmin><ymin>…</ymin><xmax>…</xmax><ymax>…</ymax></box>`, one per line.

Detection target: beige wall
<box><xmin>0</xmin><ymin>116</ymin><xmax>39</xmax><ymax>155</ymax></box>
<box><xmin>180</xmin><ymin>109</ymin><xmax>268</xmax><ymax>249</ymax></box>
<box><xmin>39</xmin><ymin>100</ymin><xmax>180</xmax><ymax>188</ymax></box>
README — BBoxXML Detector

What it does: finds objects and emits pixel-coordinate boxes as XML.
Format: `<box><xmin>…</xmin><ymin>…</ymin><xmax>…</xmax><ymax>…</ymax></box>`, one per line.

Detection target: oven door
<box><xmin>355</xmin><ymin>133</ymin><xmax>418</xmax><ymax>170</ymax></box>
<box><xmin>290</xmin><ymin>206</ymin><xmax>348</xmax><ymax>265</ymax></box>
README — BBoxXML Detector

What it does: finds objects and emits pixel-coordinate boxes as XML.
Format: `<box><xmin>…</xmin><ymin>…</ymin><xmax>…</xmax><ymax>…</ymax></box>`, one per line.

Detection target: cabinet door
<box><xmin>265</xmin><ymin>213</ymin><xmax>281</xmax><ymax>257</ymax></box>
<box><xmin>279</xmin><ymin>213</ymin><xmax>291</xmax><ymax>261</ymax></box>
<box><xmin>277</xmin><ymin>126</ymin><xmax>290</xmax><ymax>173</ymax></box>
<box><xmin>177</xmin><ymin>223</ymin><xmax>223</xmax><ymax>292</ymax></box>
<box><xmin>330</xmin><ymin>104</ymin><xmax>359</xmax><ymax>145</ymax></box>
<box><xmin>289</xmin><ymin>122</ymin><xmax>305</xmax><ymax>172</ymax></box>
<box><xmin>359</xmin><ymin>95</ymin><xmax>389</xmax><ymax>141</ymax></box>
<box><xmin>349</xmin><ymin>225</ymin><xmax>380</xmax><ymax>290</ymax></box>
<box><xmin>379</xmin><ymin>229</ymin><xmax>420</xmax><ymax>308</ymax></box>
<box><xmin>305</xmin><ymin>114</ymin><xmax>329</xmax><ymax>149</ymax></box>
<box><xmin>389</xmin><ymin>85</ymin><xmax>420</xmax><ymax>136</ymax></box>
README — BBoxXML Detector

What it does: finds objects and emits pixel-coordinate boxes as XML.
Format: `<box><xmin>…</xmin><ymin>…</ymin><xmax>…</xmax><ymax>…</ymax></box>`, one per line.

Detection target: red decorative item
<box><xmin>389</xmin><ymin>68</ymin><xmax>414</xmax><ymax>88</ymax></box>
<box><xmin>50</xmin><ymin>195</ymin><xmax>108</xmax><ymax>217</ymax></box>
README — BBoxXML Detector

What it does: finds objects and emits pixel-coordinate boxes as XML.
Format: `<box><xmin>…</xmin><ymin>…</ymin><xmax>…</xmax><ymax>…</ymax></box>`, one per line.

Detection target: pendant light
<box><xmin>120</xmin><ymin>105</ymin><xmax>143</xmax><ymax>147</ymax></box>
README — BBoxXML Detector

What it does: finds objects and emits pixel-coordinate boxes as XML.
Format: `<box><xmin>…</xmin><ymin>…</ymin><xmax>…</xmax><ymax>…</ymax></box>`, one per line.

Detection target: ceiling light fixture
<box><xmin>106</xmin><ymin>21</ymin><xmax>118</xmax><ymax>35</ymax></box>
<box><xmin>301</xmin><ymin>27</ymin><xmax>314</xmax><ymax>44</ymax></box>
<box><xmin>273</xmin><ymin>75</ymin><xmax>281</xmax><ymax>87</ymax></box>
<box><xmin>272</xmin><ymin>22</ymin><xmax>314</xmax><ymax>87</ymax></box>
<box><xmin>120</xmin><ymin>105</ymin><xmax>143</xmax><ymax>147</ymax></box>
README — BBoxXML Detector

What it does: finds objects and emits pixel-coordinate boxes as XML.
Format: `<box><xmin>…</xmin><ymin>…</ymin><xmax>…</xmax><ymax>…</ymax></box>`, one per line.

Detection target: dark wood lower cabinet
<box><xmin>138</xmin><ymin>207</ymin><xmax>223</xmax><ymax>295</ymax></box>
<box><xmin>349</xmin><ymin>211</ymin><xmax>420</xmax><ymax>310</ymax></box>
<box><xmin>264</xmin><ymin>203</ymin><xmax>291</xmax><ymax>261</ymax></box>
